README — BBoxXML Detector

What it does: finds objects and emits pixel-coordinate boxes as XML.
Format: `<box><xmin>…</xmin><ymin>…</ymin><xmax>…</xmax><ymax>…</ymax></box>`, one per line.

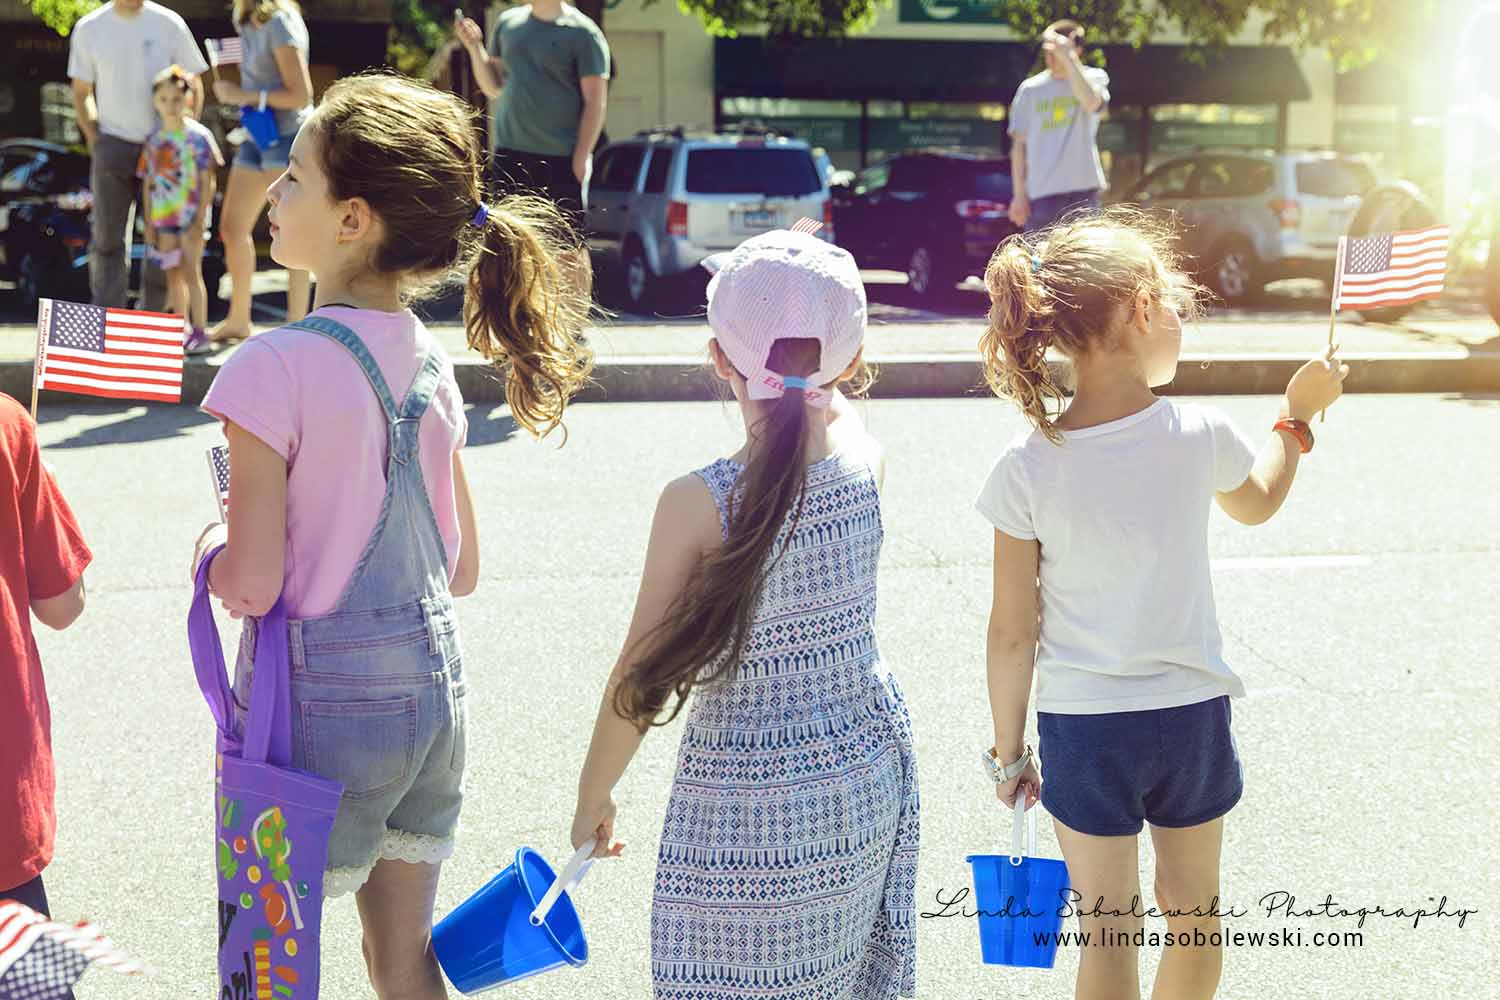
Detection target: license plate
<box><xmin>737</xmin><ymin>209</ymin><xmax>777</xmax><ymax>230</ymax></box>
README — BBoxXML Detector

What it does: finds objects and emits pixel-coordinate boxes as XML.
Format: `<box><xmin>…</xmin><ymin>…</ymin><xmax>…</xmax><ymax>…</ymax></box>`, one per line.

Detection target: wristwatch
<box><xmin>981</xmin><ymin>744</ymin><xmax>1033</xmax><ymax>784</ymax></box>
<box><xmin>1273</xmin><ymin>417</ymin><xmax>1314</xmax><ymax>454</ymax></box>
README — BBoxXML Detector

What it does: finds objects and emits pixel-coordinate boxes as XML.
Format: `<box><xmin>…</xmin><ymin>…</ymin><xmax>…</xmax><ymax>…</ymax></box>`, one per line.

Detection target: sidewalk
<box><xmin>4</xmin><ymin>277</ymin><xmax>1498</xmax><ymax>403</ymax></box>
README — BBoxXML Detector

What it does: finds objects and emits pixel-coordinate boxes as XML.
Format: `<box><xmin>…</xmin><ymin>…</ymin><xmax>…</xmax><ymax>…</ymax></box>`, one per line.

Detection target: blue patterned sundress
<box><xmin>651</xmin><ymin>452</ymin><xmax>920</xmax><ymax>1000</ymax></box>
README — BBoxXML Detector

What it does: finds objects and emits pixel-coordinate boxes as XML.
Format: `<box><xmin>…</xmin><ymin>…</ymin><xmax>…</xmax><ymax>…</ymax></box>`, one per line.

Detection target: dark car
<box><xmin>831</xmin><ymin>151</ymin><xmax>1018</xmax><ymax>302</ymax></box>
<box><xmin>0</xmin><ymin>138</ymin><xmax>225</xmax><ymax>308</ymax></box>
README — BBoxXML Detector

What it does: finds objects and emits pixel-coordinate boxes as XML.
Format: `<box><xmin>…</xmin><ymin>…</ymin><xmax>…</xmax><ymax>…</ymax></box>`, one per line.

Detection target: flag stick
<box><xmin>30</xmin><ymin>298</ymin><xmax>47</xmax><ymax>422</ymax></box>
<box><xmin>1321</xmin><ymin>235</ymin><xmax>1347</xmax><ymax>424</ymax></box>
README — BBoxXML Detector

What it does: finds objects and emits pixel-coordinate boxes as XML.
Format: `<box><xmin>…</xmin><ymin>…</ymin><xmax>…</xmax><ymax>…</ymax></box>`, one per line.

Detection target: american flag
<box><xmin>34</xmin><ymin>299</ymin><xmax>184</xmax><ymax>403</ymax></box>
<box><xmin>789</xmin><ymin>217</ymin><xmax>823</xmax><ymax>236</ymax></box>
<box><xmin>205</xmin><ymin>36</ymin><xmax>243</xmax><ymax>68</ymax></box>
<box><xmin>0</xmin><ymin>901</ymin><xmax>147</xmax><ymax>999</ymax></box>
<box><xmin>1332</xmin><ymin>225</ymin><xmax>1448</xmax><ymax>311</ymax></box>
<box><xmin>207</xmin><ymin>444</ymin><xmax>231</xmax><ymax>521</ymax></box>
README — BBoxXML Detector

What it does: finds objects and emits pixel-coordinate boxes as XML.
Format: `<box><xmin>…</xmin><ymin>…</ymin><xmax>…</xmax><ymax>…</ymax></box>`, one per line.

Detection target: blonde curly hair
<box><xmin>979</xmin><ymin>206</ymin><xmax>1200</xmax><ymax>443</ymax></box>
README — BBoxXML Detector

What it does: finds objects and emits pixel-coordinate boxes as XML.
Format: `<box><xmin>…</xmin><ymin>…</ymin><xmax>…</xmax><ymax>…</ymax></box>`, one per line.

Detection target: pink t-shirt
<box><xmin>202</xmin><ymin>307</ymin><xmax>467</xmax><ymax>618</ymax></box>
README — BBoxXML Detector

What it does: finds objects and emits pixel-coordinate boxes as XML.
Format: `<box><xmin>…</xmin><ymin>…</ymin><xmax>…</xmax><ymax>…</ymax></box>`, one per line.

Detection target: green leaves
<box><xmin>25</xmin><ymin>0</ymin><xmax>101</xmax><ymax>35</ymax></box>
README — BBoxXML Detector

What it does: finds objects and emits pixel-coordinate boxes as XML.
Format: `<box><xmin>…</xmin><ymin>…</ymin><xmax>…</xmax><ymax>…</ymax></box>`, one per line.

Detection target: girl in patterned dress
<box><xmin>571</xmin><ymin>228</ymin><xmax>919</xmax><ymax>999</ymax></box>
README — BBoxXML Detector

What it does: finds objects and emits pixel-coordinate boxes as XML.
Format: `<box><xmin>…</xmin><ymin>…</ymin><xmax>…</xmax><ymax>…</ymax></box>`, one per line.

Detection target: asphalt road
<box><xmin>29</xmin><ymin>394</ymin><xmax>1499</xmax><ymax>999</ymax></box>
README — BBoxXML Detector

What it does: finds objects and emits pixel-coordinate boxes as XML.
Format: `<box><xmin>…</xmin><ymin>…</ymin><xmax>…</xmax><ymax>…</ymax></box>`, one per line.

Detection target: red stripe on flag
<box><xmin>39</xmin><ymin>383</ymin><xmax>183</xmax><ymax>404</ymax></box>
<box><xmin>43</xmin><ymin>367</ymin><xmax>183</xmax><ymax>389</ymax></box>
<box><xmin>45</xmin><ymin>354</ymin><xmax>182</xmax><ymax>374</ymax></box>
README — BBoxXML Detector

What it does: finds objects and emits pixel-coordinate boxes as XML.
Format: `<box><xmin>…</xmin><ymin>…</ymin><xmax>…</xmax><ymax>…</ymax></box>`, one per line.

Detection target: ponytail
<box><xmin>612</xmin><ymin>338</ymin><xmax>821</xmax><ymax>728</ymax></box>
<box><xmin>464</xmin><ymin>195</ymin><xmax>594</xmax><ymax>440</ymax></box>
<box><xmin>979</xmin><ymin>236</ymin><xmax>1068</xmax><ymax>443</ymax></box>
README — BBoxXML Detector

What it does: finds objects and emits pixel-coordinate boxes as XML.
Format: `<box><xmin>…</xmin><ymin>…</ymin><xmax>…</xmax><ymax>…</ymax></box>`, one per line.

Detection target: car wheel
<box><xmin>1206</xmin><ymin>239</ymin><xmax>1261</xmax><ymax>305</ymax></box>
<box><xmin>17</xmin><ymin>250</ymin><xmax>84</xmax><ymax>309</ymax></box>
<box><xmin>621</xmin><ymin>240</ymin><xmax>655</xmax><ymax>314</ymax></box>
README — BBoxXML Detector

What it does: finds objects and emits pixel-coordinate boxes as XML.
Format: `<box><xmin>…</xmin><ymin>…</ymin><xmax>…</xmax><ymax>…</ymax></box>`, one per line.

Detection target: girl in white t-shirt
<box><xmin>974</xmin><ymin>208</ymin><xmax>1346</xmax><ymax>1000</ymax></box>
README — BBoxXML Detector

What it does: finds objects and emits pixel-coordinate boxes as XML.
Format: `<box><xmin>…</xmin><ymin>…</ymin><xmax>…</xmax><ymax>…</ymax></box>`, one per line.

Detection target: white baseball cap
<box><xmin>702</xmin><ymin>228</ymin><xmax>866</xmax><ymax>408</ymax></box>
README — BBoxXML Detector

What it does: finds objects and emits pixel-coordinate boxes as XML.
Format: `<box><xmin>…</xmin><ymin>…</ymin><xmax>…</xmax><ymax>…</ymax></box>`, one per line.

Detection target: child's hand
<box><xmin>572</xmin><ymin>790</ymin><xmax>625</xmax><ymax>860</ymax></box>
<box><xmin>1285</xmin><ymin>344</ymin><xmax>1349</xmax><ymax>421</ymax></box>
<box><xmin>995</xmin><ymin>758</ymin><xmax>1041</xmax><ymax>810</ymax></box>
<box><xmin>191</xmin><ymin>521</ymin><xmax>228</xmax><ymax>584</ymax></box>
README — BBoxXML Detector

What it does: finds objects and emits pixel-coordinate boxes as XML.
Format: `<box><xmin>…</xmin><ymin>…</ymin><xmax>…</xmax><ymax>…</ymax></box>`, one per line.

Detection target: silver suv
<box><xmin>585</xmin><ymin>126</ymin><xmax>833</xmax><ymax>311</ymax></box>
<box><xmin>1118</xmin><ymin>150</ymin><xmax>1377</xmax><ymax>303</ymax></box>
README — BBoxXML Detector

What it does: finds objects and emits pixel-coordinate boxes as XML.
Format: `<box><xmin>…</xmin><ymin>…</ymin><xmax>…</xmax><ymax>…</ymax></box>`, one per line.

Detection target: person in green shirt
<box><xmin>457</xmin><ymin>1</ymin><xmax>610</xmax><ymax>246</ymax></box>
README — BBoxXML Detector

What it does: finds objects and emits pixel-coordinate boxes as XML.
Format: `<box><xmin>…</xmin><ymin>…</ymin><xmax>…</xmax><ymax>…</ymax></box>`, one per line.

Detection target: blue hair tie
<box><xmin>470</xmin><ymin>203</ymin><xmax>490</xmax><ymax>227</ymax></box>
<box><xmin>1031</xmin><ymin>254</ymin><xmax>1044</xmax><ymax>274</ymax></box>
<box><xmin>781</xmin><ymin>376</ymin><xmax>810</xmax><ymax>391</ymax></box>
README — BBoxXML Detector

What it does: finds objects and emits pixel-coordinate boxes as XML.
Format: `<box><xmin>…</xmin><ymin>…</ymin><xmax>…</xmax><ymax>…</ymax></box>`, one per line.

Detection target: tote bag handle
<box><xmin>188</xmin><ymin>543</ymin><xmax>293</xmax><ymax>766</ymax></box>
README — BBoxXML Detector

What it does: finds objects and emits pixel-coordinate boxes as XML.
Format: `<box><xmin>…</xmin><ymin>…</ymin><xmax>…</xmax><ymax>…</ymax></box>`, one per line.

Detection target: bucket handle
<box><xmin>529</xmin><ymin>839</ymin><xmax>597</xmax><ymax>927</ymax></box>
<box><xmin>1009</xmin><ymin>796</ymin><xmax>1037</xmax><ymax>867</ymax></box>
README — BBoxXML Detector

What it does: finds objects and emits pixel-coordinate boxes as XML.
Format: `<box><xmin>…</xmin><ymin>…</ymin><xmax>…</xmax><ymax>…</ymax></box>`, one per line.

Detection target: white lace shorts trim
<box><xmin>323</xmin><ymin>828</ymin><xmax>457</xmax><ymax>898</ymax></box>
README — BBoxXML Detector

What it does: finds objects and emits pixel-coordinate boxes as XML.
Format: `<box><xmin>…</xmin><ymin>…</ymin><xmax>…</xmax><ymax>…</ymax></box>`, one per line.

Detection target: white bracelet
<box><xmin>257</xmin><ymin>90</ymin><xmax>268</xmax><ymax>112</ymax></box>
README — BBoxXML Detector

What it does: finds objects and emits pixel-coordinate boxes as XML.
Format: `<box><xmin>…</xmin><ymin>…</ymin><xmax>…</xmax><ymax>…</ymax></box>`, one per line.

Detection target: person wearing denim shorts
<box><xmin>226</xmin><ymin>316</ymin><xmax>466</xmax><ymax>898</ymax></box>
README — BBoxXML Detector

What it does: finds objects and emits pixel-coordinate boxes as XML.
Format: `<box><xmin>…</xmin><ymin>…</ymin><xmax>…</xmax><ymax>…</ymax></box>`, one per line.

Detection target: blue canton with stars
<box><xmin>1345</xmin><ymin>233</ymin><xmax>1393</xmax><ymax>274</ymax></box>
<box><xmin>46</xmin><ymin>302</ymin><xmax>107</xmax><ymax>352</ymax></box>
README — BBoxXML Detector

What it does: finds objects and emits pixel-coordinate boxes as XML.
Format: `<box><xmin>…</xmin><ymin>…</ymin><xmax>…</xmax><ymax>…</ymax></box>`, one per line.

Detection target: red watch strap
<box><xmin>1273</xmin><ymin>418</ymin><xmax>1314</xmax><ymax>453</ymax></box>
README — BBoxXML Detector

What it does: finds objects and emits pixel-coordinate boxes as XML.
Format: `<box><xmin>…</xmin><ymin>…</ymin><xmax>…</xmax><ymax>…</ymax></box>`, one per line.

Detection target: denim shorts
<box><xmin>233</xmin><ymin>131</ymin><xmax>295</xmax><ymax>173</ymax></box>
<box><xmin>233</xmin><ymin>598</ymin><xmax>467</xmax><ymax>896</ymax></box>
<box><xmin>1038</xmin><ymin>695</ymin><xmax>1242</xmax><ymax>837</ymax></box>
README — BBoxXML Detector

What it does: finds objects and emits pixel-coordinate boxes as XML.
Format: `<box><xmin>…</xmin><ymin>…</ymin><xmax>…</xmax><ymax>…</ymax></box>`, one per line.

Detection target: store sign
<box><xmin>721</xmin><ymin>116</ymin><xmax>860</xmax><ymax>150</ymax></box>
<box><xmin>898</xmin><ymin>0</ymin><xmax>1007</xmax><ymax>24</ymax></box>
<box><xmin>1152</xmin><ymin>121</ymin><xmax>1277</xmax><ymax>153</ymax></box>
<box><xmin>869</xmin><ymin>117</ymin><xmax>998</xmax><ymax>150</ymax></box>
<box><xmin>1334</xmin><ymin>120</ymin><xmax>1398</xmax><ymax>153</ymax></box>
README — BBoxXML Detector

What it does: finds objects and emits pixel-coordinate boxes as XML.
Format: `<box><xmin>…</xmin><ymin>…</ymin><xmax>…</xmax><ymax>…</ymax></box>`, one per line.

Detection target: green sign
<box><xmin>720</xmin><ymin>116</ymin><xmax>860</xmax><ymax>150</ymax></box>
<box><xmin>869</xmin><ymin>118</ymin><xmax>998</xmax><ymax>150</ymax></box>
<box><xmin>1098</xmin><ymin>120</ymin><xmax>1144</xmax><ymax>155</ymax></box>
<box><xmin>1334</xmin><ymin>120</ymin><xmax>1398</xmax><ymax>153</ymax></box>
<box><xmin>1152</xmin><ymin>121</ymin><xmax>1277</xmax><ymax>153</ymax></box>
<box><xmin>898</xmin><ymin>0</ymin><xmax>1007</xmax><ymax>25</ymax></box>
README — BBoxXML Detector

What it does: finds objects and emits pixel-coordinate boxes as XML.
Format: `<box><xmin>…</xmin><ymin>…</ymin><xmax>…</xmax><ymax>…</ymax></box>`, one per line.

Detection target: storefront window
<box><xmin>40</xmin><ymin>82</ymin><xmax>81</xmax><ymax>146</ymax></box>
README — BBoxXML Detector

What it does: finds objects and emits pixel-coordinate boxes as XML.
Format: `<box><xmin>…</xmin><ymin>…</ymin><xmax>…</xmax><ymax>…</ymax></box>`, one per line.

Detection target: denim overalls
<box><xmin>233</xmin><ymin>315</ymin><xmax>466</xmax><ymax>898</ymax></box>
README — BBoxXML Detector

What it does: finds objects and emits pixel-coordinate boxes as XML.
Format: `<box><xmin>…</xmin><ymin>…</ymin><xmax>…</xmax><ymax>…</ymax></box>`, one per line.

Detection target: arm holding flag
<box><xmin>191</xmin><ymin>422</ymin><xmax>286</xmax><ymax>619</ymax></box>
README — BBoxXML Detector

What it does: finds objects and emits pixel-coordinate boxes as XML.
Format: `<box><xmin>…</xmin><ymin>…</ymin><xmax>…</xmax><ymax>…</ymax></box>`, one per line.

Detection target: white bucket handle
<box><xmin>1009</xmin><ymin>796</ymin><xmax>1036</xmax><ymax>867</ymax></box>
<box><xmin>529</xmin><ymin>839</ymin><xmax>597</xmax><ymax>927</ymax></box>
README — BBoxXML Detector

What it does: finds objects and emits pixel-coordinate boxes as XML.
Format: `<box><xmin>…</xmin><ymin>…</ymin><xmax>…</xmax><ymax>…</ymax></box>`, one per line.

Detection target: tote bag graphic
<box><xmin>190</xmin><ymin>546</ymin><xmax>343</xmax><ymax>998</ymax></box>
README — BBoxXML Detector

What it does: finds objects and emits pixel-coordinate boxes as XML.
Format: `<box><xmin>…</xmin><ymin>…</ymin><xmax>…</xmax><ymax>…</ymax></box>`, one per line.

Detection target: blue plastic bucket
<box><xmin>965</xmin><ymin>799</ymin><xmax>1070</xmax><ymax>968</ymax></box>
<box><xmin>432</xmin><ymin>847</ymin><xmax>588</xmax><ymax>993</ymax></box>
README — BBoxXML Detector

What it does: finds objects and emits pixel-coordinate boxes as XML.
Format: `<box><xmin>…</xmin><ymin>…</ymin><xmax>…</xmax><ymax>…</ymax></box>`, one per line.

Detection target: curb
<box><xmin>5</xmin><ymin>352</ymin><xmax>1498</xmax><ymax>408</ymax></box>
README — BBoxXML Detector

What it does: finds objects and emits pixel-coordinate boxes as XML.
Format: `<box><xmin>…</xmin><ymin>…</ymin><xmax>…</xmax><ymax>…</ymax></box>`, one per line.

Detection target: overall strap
<box><xmin>288</xmin><ymin>315</ymin><xmax>437</xmax><ymax>466</ymax></box>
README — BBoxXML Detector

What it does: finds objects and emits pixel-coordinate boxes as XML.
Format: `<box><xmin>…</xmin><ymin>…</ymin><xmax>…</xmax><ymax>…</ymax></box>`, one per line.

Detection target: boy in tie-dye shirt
<box><xmin>137</xmin><ymin>65</ymin><xmax>223</xmax><ymax>352</ymax></box>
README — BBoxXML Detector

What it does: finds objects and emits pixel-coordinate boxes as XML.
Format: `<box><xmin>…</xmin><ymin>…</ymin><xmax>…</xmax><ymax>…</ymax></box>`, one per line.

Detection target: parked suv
<box><xmin>585</xmin><ymin>127</ymin><xmax>832</xmax><ymax>311</ymax></box>
<box><xmin>1116</xmin><ymin>150</ymin><xmax>1377</xmax><ymax>303</ymax></box>
<box><xmin>831</xmin><ymin>151</ymin><xmax>1018</xmax><ymax>303</ymax></box>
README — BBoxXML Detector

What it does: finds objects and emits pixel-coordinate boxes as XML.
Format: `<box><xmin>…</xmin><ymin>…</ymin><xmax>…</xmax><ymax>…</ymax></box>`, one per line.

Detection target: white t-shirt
<box><xmin>975</xmin><ymin>398</ymin><xmax>1257</xmax><ymax>715</ymax></box>
<box><xmin>67</xmin><ymin>1</ymin><xmax>209</xmax><ymax>144</ymax></box>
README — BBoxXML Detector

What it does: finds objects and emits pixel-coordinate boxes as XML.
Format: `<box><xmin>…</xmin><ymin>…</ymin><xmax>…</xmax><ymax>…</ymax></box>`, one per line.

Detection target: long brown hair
<box><xmin>310</xmin><ymin>73</ymin><xmax>592</xmax><ymax>438</ymax></box>
<box><xmin>979</xmin><ymin>206</ymin><xmax>1197</xmax><ymax>443</ymax></box>
<box><xmin>234</xmin><ymin>0</ymin><xmax>299</xmax><ymax>27</ymax></box>
<box><xmin>613</xmin><ymin>338</ymin><xmax>842</xmax><ymax>728</ymax></box>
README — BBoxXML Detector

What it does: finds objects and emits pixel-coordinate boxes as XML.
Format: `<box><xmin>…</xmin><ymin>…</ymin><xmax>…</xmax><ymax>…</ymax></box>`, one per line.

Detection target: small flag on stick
<box><xmin>208</xmin><ymin>444</ymin><xmax>231</xmax><ymax>522</ymax></box>
<box><xmin>789</xmin><ymin>217</ymin><xmax>823</xmax><ymax>236</ymax></box>
<box><xmin>1332</xmin><ymin>225</ymin><xmax>1448</xmax><ymax>312</ymax></box>
<box><xmin>204</xmin><ymin>37</ymin><xmax>243</xmax><ymax>68</ymax></box>
<box><xmin>34</xmin><ymin>299</ymin><xmax>185</xmax><ymax>404</ymax></box>
<box><xmin>0</xmin><ymin>900</ymin><xmax>148</xmax><ymax>999</ymax></box>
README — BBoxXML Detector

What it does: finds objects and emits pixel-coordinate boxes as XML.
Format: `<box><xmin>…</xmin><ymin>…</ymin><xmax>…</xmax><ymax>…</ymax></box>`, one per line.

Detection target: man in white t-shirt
<box><xmin>68</xmin><ymin>0</ymin><xmax>208</xmax><ymax>309</ymax></box>
<box><xmin>1007</xmin><ymin>19</ymin><xmax>1110</xmax><ymax>232</ymax></box>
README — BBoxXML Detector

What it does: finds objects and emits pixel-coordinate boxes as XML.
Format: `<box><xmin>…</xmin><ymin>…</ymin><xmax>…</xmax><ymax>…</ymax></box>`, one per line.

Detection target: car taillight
<box><xmin>54</xmin><ymin>190</ymin><xmax>93</xmax><ymax>212</ymax></box>
<box><xmin>667</xmin><ymin>201</ymin><xmax>688</xmax><ymax>237</ymax></box>
<box><xmin>822</xmin><ymin>199</ymin><xmax>835</xmax><ymax>241</ymax></box>
<box><xmin>1269</xmin><ymin>197</ymin><xmax>1301</xmax><ymax>229</ymax></box>
<box><xmin>955</xmin><ymin>199</ymin><xmax>1008</xmax><ymax>220</ymax></box>
<box><xmin>62</xmin><ymin>236</ymin><xmax>87</xmax><ymax>249</ymax></box>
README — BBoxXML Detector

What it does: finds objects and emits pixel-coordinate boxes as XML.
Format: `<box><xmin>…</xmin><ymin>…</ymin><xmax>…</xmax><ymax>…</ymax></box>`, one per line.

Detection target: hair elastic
<box><xmin>781</xmin><ymin>376</ymin><xmax>810</xmax><ymax>391</ymax></box>
<box><xmin>1031</xmin><ymin>255</ymin><xmax>1044</xmax><ymax>274</ymax></box>
<box><xmin>470</xmin><ymin>203</ymin><xmax>490</xmax><ymax>227</ymax></box>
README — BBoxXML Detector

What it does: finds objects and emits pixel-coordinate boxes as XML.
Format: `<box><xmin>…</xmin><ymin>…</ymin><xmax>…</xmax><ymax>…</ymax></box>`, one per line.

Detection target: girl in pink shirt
<box><xmin>190</xmin><ymin>74</ymin><xmax>593</xmax><ymax>1000</ymax></box>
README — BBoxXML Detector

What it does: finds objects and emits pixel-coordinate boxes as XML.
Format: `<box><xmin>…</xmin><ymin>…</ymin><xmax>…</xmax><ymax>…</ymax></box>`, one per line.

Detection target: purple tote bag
<box><xmin>189</xmin><ymin>546</ymin><xmax>343</xmax><ymax>998</ymax></box>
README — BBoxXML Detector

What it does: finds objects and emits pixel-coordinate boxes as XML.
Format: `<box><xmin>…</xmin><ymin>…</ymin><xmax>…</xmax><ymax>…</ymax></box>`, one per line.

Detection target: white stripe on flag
<box><xmin>40</xmin><ymin>374</ymin><xmax>183</xmax><ymax>395</ymax></box>
<box><xmin>44</xmin><ymin>346</ymin><xmax>183</xmax><ymax>369</ymax></box>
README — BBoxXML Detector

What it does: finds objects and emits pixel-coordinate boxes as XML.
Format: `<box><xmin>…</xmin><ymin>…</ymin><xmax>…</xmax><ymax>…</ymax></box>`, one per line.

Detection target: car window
<box><xmin>0</xmin><ymin>150</ymin><xmax>39</xmax><ymax>193</ymax></box>
<box><xmin>954</xmin><ymin>162</ymin><xmax>1013</xmax><ymax>201</ymax></box>
<box><xmin>1194</xmin><ymin>158</ymin><xmax>1273</xmax><ymax>198</ymax></box>
<box><xmin>854</xmin><ymin>163</ymin><xmax>890</xmax><ymax>196</ymax></box>
<box><xmin>684</xmin><ymin>148</ymin><xmax>821</xmax><ymax>197</ymax></box>
<box><xmin>643</xmin><ymin>146</ymin><xmax>672</xmax><ymax>194</ymax></box>
<box><xmin>1295</xmin><ymin>159</ymin><xmax>1374</xmax><ymax>198</ymax></box>
<box><xmin>888</xmin><ymin>159</ymin><xmax>939</xmax><ymax>192</ymax></box>
<box><xmin>594</xmin><ymin>146</ymin><xmax>646</xmax><ymax>193</ymax></box>
<box><xmin>1132</xmin><ymin>160</ymin><xmax>1197</xmax><ymax>200</ymax></box>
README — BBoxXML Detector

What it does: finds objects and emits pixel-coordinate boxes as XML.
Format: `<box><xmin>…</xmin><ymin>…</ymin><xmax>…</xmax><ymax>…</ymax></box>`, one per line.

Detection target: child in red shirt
<box><xmin>0</xmin><ymin>392</ymin><xmax>91</xmax><ymax>921</ymax></box>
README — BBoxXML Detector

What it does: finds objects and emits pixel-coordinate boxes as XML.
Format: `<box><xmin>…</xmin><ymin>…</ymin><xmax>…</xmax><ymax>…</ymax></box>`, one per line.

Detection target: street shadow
<box><xmin>37</xmin><ymin>399</ymin><xmax>217</xmax><ymax>449</ymax></box>
<box><xmin>464</xmin><ymin>403</ymin><xmax>519</xmax><ymax>447</ymax></box>
<box><xmin>1437</xmin><ymin>392</ymin><xmax>1500</xmax><ymax>409</ymax></box>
